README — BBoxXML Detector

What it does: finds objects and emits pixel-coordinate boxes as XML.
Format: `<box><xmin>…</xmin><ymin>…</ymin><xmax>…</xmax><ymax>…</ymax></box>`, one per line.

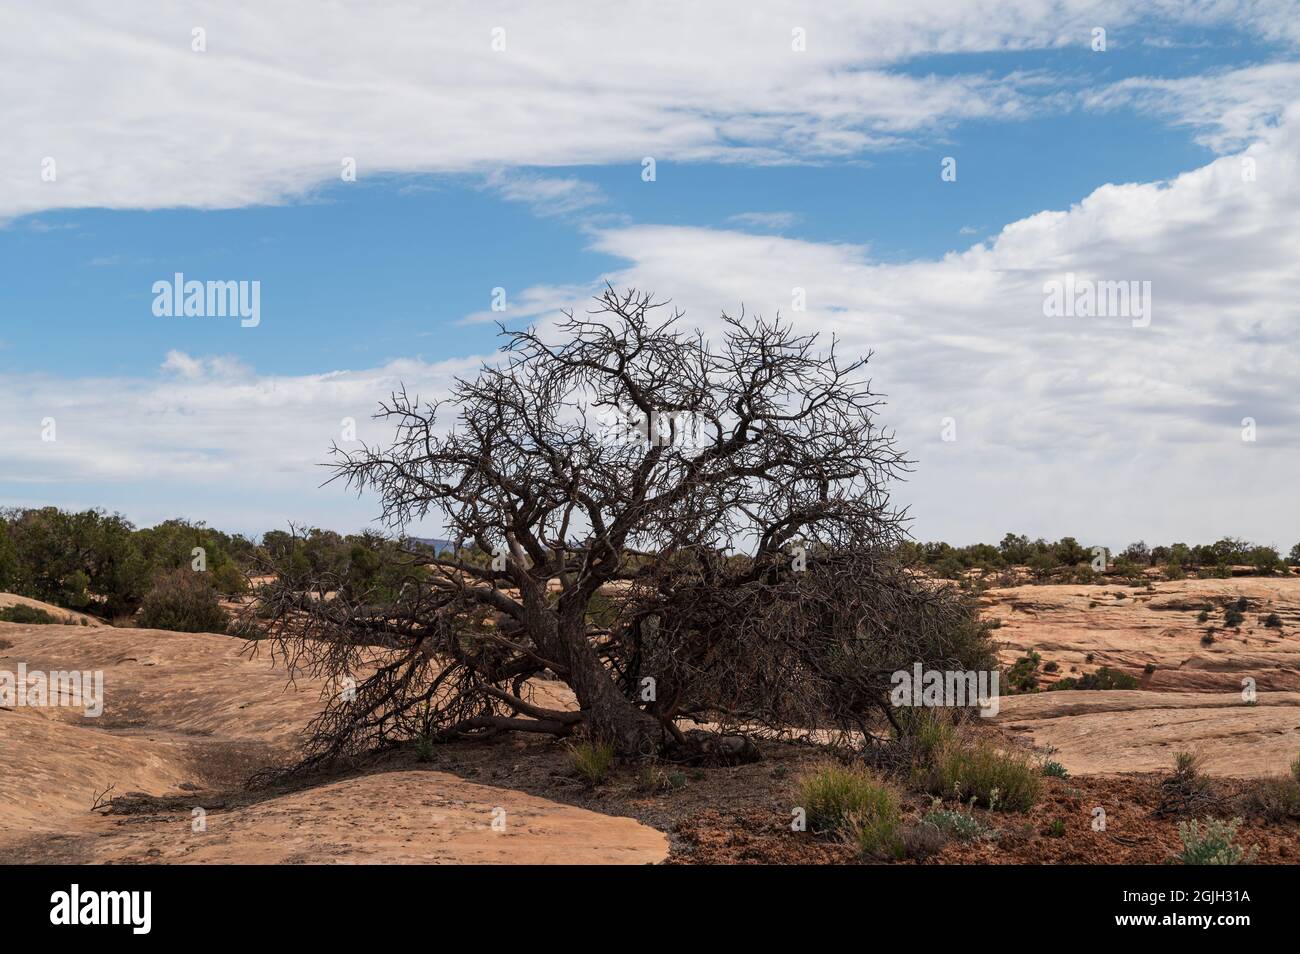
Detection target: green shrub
<box><xmin>1224</xmin><ymin>607</ymin><xmax>1244</xmax><ymax>628</ymax></box>
<box><xmin>1041</xmin><ymin>760</ymin><xmax>1070</xmax><ymax>779</ymax></box>
<box><xmin>567</xmin><ymin>739</ymin><xmax>616</xmax><ymax>787</ymax></box>
<box><xmin>1157</xmin><ymin>750</ymin><xmax>1219</xmax><ymax>816</ymax></box>
<box><xmin>1006</xmin><ymin>651</ymin><xmax>1041</xmax><ymax>693</ymax></box>
<box><xmin>136</xmin><ymin>568</ymin><xmax>230</xmax><ymax>633</ymax></box>
<box><xmin>1264</xmin><ymin>613</ymin><xmax>1282</xmax><ymax>628</ymax></box>
<box><xmin>1</xmin><ymin>507</ymin><xmax>149</xmax><ymax>616</ymax></box>
<box><xmin>1047</xmin><ymin>818</ymin><xmax>1066</xmax><ymax>837</ymax></box>
<box><xmin>930</xmin><ymin>738</ymin><xmax>1042</xmax><ymax>811</ymax></box>
<box><xmin>1174</xmin><ymin>750</ymin><xmax>1201</xmax><ymax>776</ymax></box>
<box><xmin>1047</xmin><ymin>666</ymin><xmax>1137</xmax><ymax>691</ymax></box>
<box><xmin>0</xmin><ymin>604</ymin><xmax>59</xmax><ymax>624</ymax></box>
<box><xmin>1079</xmin><ymin>666</ymin><xmax>1138</xmax><ymax>690</ymax></box>
<box><xmin>1176</xmin><ymin>817</ymin><xmax>1258</xmax><ymax>865</ymax></box>
<box><xmin>799</xmin><ymin>763</ymin><xmax>899</xmax><ymax>835</ymax></box>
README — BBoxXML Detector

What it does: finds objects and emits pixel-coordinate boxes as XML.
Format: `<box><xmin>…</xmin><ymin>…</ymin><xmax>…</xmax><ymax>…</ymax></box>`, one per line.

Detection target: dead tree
<box><xmin>250</xmin><ymin>287</ymin><xmax>991</xmax><ymax>769</ymax></box>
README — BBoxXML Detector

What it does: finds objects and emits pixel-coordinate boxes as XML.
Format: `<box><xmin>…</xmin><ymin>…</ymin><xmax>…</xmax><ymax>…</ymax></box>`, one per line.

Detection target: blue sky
<box><xmin>2</xmin><ymin>2</ymin><xmax>1298</xmax><ymax>546</ymax></box>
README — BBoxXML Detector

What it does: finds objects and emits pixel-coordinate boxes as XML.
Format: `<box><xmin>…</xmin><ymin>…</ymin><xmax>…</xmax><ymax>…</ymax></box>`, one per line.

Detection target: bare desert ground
<box><xmin>3</xmin><ymin>576</ymin><xmax>1299</xmax><ymax>864</ymax></box>
<box><xmin>0</xmin><ymin>599</ymin><xmax>665</xmax><ymax>864</ymax></box>
<box><xmin>984</xmin><ymin>579</ymin><xmax>1300</xmax><ymax>776</ymax></box>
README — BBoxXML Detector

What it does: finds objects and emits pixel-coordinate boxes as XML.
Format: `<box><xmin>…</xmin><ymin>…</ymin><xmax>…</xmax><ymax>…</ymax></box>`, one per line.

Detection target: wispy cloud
<box><xmin>484</xmin><ymin>170</ymin><xmax>605</xmax><ymax>216</ymax></box>
<box><xmin>1089</xmin><ymin>63</ymin><xmax>1300</xmax><ymax>152</ymax></box>
<box><xmin>457</xmin><ymin>282</ymin><xmax>595</xmax><ymax>326</ymax></box>
<box><xmin>725</xmin><ymin>211</ymin><xmax>800</xmax><ymax>231</ymax></box>
<box><xmin>8</xmin><ymin>0</ymin><xmax>1295</xmax><ymax>222</ymax></box>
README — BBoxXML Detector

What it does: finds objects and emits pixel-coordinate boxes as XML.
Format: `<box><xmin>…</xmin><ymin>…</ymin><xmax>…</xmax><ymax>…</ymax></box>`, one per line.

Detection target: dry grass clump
<box><xmin>1234</xmin><ymin>752</ymin><xmax>1300</xmax><ymax>823</ymax></box>
<box><xmin>567</xmin><ymin>739</ymin><xmax>616</xmax><ymax>787</ymax></box>
<box><xmin>1157</xmin><ymin>750</ymin><xmax>1221</xmax><ymax>817</ymax></box>
<box><xmin>929</xmin><ymin>737</ymin><xmax>1042</xmax><ymax>811</ymax></box>
<box><xmin>797</xmin><ymin>763</ymin><xmax>907</xmax><ymax>860</ymax></box>
<box><xmin>898</xmin><ymin>712</ymin><xmax>1040</xmax><ymax>812</ymax></box>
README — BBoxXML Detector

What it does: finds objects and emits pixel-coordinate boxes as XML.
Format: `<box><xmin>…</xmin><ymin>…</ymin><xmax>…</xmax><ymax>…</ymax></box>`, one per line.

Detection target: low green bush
<box><xmin>1041</xmin><ymin>760</ymin><xmax>1070</xmax><ymax>779</ymax></box>
<box><xmin>0</xmin><ymin>604</ymin><xmax>60</xmax><ymax>624</ymax></box>
<box><xmin>1176</xmin><ymin>817</ymin><xmax>1258</xmax><ymax>865</ymax></box>
<box><xmin>922</xmin><ymin>805</ymin><xmax>985</xmax><ymax>841</ymax></box>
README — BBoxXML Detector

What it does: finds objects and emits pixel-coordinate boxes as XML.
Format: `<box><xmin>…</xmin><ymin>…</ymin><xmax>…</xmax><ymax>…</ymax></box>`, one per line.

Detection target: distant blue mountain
<box><xmin>408</xmin><ymin>536</ymin><xmax>456</xmax><ymax>553</ymax></box>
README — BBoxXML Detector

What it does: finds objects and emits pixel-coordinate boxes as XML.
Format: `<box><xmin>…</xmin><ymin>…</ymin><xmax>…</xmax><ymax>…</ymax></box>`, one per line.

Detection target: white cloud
<box><xmin>1093</xmin><ymin>62</ymin><xmax>1300</xmax><ymax>152</ymax></box>
<box><xmin>6</xmin><ymin>88</ymin><xmax>1298</xmax><ymax>545</ymax></box>
<box><xmin>511</xmin><ymin>110</ymin><xmax>1300</xmax><ymax>545</ymax></box>
<box><xmin>6</xmin><ymin>1</ymin><xmax>1300</xmax><ymax>546</ymax></box>
<box><xmin>160</xmin><ymin>350</ymin><xmax>253</xmax><ymax>380</ymax></box>
<box><xmin>10</xmin><ymin>103</ymin><xmax>1298</xmax><ymax>542</ymax></box>
<box><xmin>457</xmin><ymin>282</ymin><xmax>594</xmax><ymax>326</ymax></box>
<box><xmin>484</xmin><ymin>170</ymin><xmax>605</xmax><ymax>216</ymax></box>
<box><xmin>5</xmin><ymin>0</ymin><xmax>1296</xmax><ymax>222</ymax></box>
<box><xmin>0</xmin><ymin>353</ymin><xmax>482</xmax><ymax>533</ymax></box>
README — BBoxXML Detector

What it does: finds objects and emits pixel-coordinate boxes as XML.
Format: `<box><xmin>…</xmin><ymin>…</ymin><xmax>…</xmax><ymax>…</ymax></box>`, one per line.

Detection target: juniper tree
<box><xmin>252</xmin><ymin>287</ymin><xmax>991</xmax><ymax>769</ymax></box>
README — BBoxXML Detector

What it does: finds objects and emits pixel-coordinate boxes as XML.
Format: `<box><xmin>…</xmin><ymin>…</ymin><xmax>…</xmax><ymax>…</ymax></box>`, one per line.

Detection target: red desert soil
<box><xmin>3</xmin><ymin>577</ymin><xmax>1299</xmax><ymax>864</ymax></box>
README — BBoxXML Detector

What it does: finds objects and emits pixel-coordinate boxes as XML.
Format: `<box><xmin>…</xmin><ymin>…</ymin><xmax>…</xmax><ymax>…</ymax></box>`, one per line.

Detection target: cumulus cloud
<box><xmin>503</xmin><ymin>110</ymin><xmax>1300</xmax><ymax>545</ymax></box>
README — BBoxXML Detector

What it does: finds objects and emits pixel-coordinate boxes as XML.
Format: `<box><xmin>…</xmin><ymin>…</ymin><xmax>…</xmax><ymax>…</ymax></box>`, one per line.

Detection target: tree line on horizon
<box><xmin>0</xmin><ymin>506</ymin><xmax>437</xmax><ymax>630</ymax></box>
<box><xmin>905</xmin><ymin>533</ymin><xmax>1300</xmax><ymax>583</ymax></box>
<box><xmin>2</xmin><ymin>507</ymin><xmax>1296</xmax><ymax>629</ymax></box>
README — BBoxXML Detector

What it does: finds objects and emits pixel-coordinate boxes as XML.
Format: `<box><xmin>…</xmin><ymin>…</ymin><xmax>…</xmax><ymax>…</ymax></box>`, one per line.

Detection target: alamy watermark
<box><xmin>50</xmin><ymin>884</ymin><xmax>150</xmax><ymax>934</ymax></box>
<box><xmin>890</xmin><ymin>663</ymin><xmax>1000</xmax><ymax>717</ymax></box>
<box><xmin>152</xmin><ymin>273</ymin><xmax>260</xmax><ymax>327</ymax></box>
<box><xmin>0</xmin><ymin>664</ymin><xmax>104</xmax><ymax>717</ymax></box>
<box><xmin>1043</xmin><ymin>273</ymin><xmax>1151</xmax><ymax>328</ymax></box>
<box><xmin>595</xmin><ymin>403</ymin><xmax>711</xmax><ymax>451</ymax></box>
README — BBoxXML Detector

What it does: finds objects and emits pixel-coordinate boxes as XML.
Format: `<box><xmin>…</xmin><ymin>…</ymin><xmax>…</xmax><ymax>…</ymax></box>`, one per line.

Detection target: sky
<box><xmin>1</xmin><ymin>1</ymin><xmax>1298</xmax><ymax>548</ymax></box>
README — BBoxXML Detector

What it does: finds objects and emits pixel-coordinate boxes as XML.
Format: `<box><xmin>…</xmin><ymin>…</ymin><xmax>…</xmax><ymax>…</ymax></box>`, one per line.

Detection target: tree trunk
<box><xmin>552</xmin><ymin>617</ymin><xmax>663</xmax><ymax>758</ymax></box>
